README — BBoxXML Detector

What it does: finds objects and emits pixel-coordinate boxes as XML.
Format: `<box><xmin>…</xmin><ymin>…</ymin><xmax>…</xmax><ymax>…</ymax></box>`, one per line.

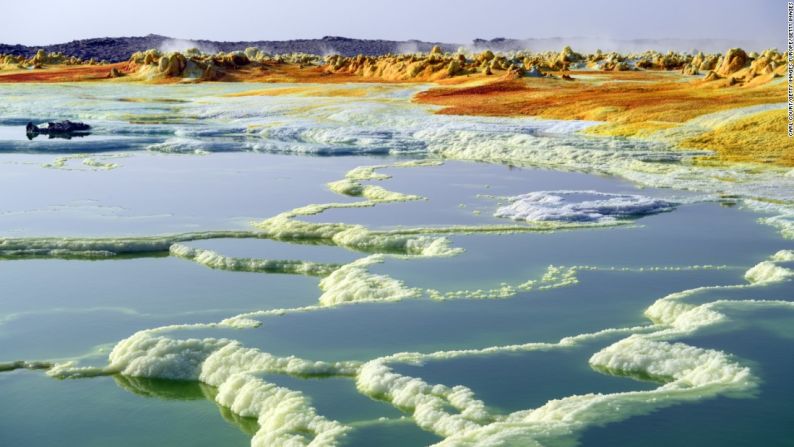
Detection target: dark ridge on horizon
<box><xmin>0</xmin><ymin>34</ymin><xmax>458</xmax><ymax>62</ymax></box>
<box><xmin>0</xmin><ymin>35</ymin><xmax>772</xmax><ymax>62</ymax></box>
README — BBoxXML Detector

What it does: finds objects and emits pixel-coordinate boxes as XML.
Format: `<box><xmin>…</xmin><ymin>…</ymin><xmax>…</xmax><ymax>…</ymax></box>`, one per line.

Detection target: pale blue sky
<box><xmin>0</xmin><ymin>0</ymin><xmax>785</xmax><ymax>48</ymax></box>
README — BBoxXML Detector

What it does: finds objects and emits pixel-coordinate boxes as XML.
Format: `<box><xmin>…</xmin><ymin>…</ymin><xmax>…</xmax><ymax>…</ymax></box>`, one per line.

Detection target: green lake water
<box><xmin>0</xmin><ymin>82</ymin><xmax>791</xmax><ymax>446</ymax></box>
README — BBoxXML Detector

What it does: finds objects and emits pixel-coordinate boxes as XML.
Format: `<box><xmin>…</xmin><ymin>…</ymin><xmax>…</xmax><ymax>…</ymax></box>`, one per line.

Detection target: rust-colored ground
<box><xmin>0</xmin><ymin>63</ymin><xmax>132</xmax><ymax>82</ymax></box>
<box><xmin>414</xmin><ymin>73</ymin><xmax>782</xmax><ymax>122</ymax></box>
<box><xmin>414</xmin><ymin>72</ymin><xmax>790</xmax><ymax>166</ymax></box>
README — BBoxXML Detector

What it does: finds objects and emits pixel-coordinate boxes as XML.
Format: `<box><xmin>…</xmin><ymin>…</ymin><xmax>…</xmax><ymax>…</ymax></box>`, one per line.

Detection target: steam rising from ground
<box><xmin>158</xmin><ymin>38</ymin><xmax>218</xmax><ymax>55</ymax></box>
<box><xmin>467</xmin><ymin>36</ymin><xmax>773</xmax><ymax>53</ymax></box>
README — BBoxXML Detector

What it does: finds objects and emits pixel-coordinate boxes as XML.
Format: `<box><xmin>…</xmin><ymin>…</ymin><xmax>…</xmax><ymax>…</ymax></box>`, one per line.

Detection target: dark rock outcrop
<box><xmin>0</xmin><ymin>35</ymin><xmax>458</xmax><ymax>63</ymax></box>
<box><xmin>26</xmin><ymin>121</ymin><xmax>91</xmax><ymax>140</ymax></box>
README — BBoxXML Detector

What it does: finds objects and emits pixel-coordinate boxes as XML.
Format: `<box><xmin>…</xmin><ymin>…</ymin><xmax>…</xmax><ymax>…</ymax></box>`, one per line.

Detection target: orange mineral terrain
<box><xmin>2</xmin><ymin>46</ymin><xmax>789</xmax><ymax>166</ymax></box>
<box><xmin>415</xmin><ymin>70</ymin><xmax>789</xmax><ymax>166</ymax></box>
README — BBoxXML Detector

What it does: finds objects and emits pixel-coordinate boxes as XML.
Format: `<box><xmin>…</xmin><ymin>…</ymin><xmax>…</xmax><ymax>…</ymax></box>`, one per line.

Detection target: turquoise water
<box><xmin>0</xmin><ymin>371</ymin><xmax>252</xmax><ymax>447</ymax></box>
<box><xmin>0</xmin><ymin>82</ymin><xmax>792</xmax><ymax>447</ymax></box>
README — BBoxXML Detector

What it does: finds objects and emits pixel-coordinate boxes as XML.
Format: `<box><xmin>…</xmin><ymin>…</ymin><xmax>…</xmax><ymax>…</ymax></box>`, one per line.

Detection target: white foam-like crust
<box><xmin>0</xmin><ymin>231</ymin><xmax>258</xmax><ymax>258</ymax></box>
<box><xmin>246</xmin><ymin>160</ymin><xmax>464</xmax><ymax>259</ymax></box>
<box><xmin>170</xmin><ymin>243</ymin><xmax>340</xmax><ymax>277</ymax></box>
<box><xmin>494</xmin><ymin>190</ymin><xmax>674</xmax><ymax>223</ymax></box>
<box><xmin>426</xmin><ymin>264</ymin><xmax>725</xmax><ymax>301</ymax></box>
<box><xmin>771</xmin><ymin>249</ymin><xmax>794</xmax><ymax>262</ymax></box>
<box><xmin>318</xmin><ymin>255</ymin><xmax>421</xmax><ymax>306</ymax></box>
<box><xmin>352</xmin><ymin>330</ymin><xmax>758</xmax><ymax>446</ymax></box>
<box><xmin>0</xmin><ymin>219</ymin><xmax>465</xmax><ymax>260</ymax></box>
<box><xmin>743</xmin><ymin>200</ymin><xmax>794</xmax><ymax>240</ymax></box>
<box><xmin>41</xmin><ymin>154</ymin><xmax>124</xmax><ymax>171</ymax></box>
<box><xmin>589</xmin><ymin>335</ymin><xmax>752</xmax><ymax>387</ymax></box>
<box><xmin>356</xmin><ymin>359</ymin><xmax>494</xmax><ymax>437</ymax></box>
<box><xmin>744</xmin><ymin>260</ymin><xmax>794</xmax><ymax>284</ymax></box>
<box><xmin>216</xmin><ymin>373</ymin><xmax>349</xmax><ymax>446</ymax></box>
<box><xmin>427</xmin><ymin>264</ymin><xmax>579</xmax><ymax>300</ymax></box>
<box><xmin>646</xmin><ymin>252</ymin><xmax>793</xmax><ymax>330</ymax></box>
<box><xmin>200</xmin><ymin>341</ymin><xmax>360</xmax><ymax>383</ymax></box>
<box><xmin>52</xmin><ymin>329</ymin><xmax>361</xmax><ymax>446</ymax></box>
<box><xmin>108</xmin><ymin>332</ymin><xmax>230</xmax><ymax>379</ymax></box>
<box><xmin>428</xmin><ymin>336</ymin><xmax>755</xmax><ymax>446</ymax></box>
<box><xmin>327</xmin><ymin>178</ymin><xmax>424</xmax><ymax>202</ymax></box>
<box><xmin>206</xmin><ymin>343</ymin><xmax>358</xmax><ymax>446</ymax></box>
<box><xmin>58</xmin><ymin>329</ymin><xmax>360</xmax><ymax>381</ymax></box>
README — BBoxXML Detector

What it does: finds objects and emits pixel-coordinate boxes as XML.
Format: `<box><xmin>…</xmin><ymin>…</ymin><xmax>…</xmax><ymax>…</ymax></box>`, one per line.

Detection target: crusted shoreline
<box><xmin>1</xmin><ymin>45</ymin><xmax>788</xmax><ymax>166</ymax></box>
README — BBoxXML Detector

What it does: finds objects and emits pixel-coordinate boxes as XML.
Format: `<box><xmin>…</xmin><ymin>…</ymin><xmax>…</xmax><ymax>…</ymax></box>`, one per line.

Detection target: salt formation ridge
<box><xmin>170</xmin><ymin>243</ymin><xmax>341</xmax><ymax>277</ymax></box>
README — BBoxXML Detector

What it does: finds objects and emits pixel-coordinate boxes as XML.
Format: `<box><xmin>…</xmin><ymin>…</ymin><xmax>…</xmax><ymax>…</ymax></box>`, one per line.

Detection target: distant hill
<box><xmin>0</xmin><ymin>35</ymin><xmax>772</xmax><ymax>62</ymax></box>
<box><xmin>0</xmin><ymin>35</ymin><xmax>459</xmax><ymax>62</ymax></box>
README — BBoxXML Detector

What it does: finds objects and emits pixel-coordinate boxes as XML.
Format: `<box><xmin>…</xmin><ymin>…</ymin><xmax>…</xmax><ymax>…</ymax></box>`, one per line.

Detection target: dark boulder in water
<box><xmin>26</xmin><ymin>120</ymin><xmax>91</xmax><ymax>140</ymax></box>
